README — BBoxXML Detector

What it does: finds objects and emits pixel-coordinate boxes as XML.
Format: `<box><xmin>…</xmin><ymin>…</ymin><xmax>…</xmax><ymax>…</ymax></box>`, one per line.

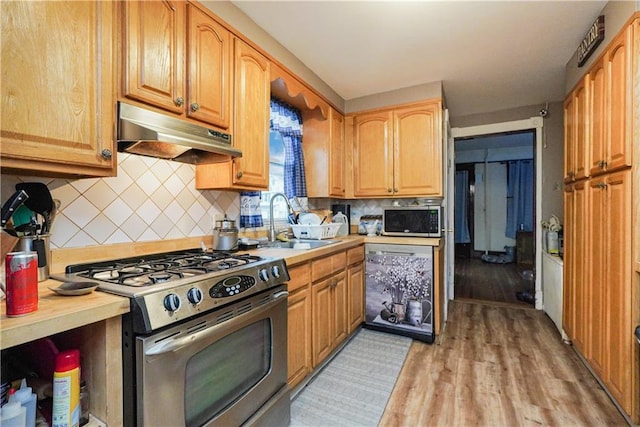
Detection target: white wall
<box><xmin>473</xmin><ymin>163</ymin><xmax>515</xmax><ymax>252</ymax></box>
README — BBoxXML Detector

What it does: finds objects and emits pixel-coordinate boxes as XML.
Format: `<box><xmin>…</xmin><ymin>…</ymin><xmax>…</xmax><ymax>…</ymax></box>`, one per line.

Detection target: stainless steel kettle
<box><xmin>213</xmin><ymin>215</ymin><xmax>238</xmax><ymax>251</ymax></box>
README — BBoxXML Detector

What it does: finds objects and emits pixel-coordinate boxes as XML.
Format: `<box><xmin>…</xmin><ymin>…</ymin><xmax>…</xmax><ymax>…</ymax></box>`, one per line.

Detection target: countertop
<box><xmin>1</xmin><ymin>234</ymin><xmax>441</xmax><ymax>349</ymax></box>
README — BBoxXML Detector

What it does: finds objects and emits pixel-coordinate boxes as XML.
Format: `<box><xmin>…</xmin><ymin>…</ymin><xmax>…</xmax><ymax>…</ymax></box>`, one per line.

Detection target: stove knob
<box><xmin>259</xmin><ymin>268</ymin><xmax>269</xmax><ymax>282</ymax></box>
<box><xmin>163</xmin><ymin>294</ymin><xmax>181</xmax><ymax>312</ymax></box>
<box><xmin>271</xmin><ymin>265</ymin><xmax>281</xmax><ymax>278</ymax></box>
<box><xmin>187</xmin><ymin>287</ymin><xmax>203</xmax><ymax>305</ymax></box>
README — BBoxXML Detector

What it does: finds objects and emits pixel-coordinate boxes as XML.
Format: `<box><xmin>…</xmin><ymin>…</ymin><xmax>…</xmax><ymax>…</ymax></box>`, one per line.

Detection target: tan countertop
<box><xmin>0</xmin><ymin>234</ymin><xmax>442</xmax><ymax>349</ymax></box>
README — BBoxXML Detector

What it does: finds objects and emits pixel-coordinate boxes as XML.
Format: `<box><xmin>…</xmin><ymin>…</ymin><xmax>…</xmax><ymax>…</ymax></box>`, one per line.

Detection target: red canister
<box><xmin>5</xmin><ymin>251</ymin><xmax>38</xmax><ymax>316</ymax></box>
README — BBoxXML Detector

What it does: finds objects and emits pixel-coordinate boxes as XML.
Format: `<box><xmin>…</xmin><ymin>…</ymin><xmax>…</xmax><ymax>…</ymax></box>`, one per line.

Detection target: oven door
<box><xmin>136</xmin><ymin>287</ymin><xmax>289</xmax><ymax>427</ymax></box>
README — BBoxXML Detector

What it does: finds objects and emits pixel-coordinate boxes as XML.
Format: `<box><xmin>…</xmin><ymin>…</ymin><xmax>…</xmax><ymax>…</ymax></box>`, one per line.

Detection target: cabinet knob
<box><xmin>394</xmin><ymin>188</ymin><xmax>399</xmax><ymax>193</ymax></box>
<box><xmin>175</xmin><ymin>97</ymin><xmax>184</xmax><ymax>107</ymax></box>
<box><xmin>387</xmin><ymin>188</ymin><xmax>393</xmax><ymax>193</ymax></box>
<box><xmin>598</xmin><ymin>160</ymin><xmax>607</xmax><ymax>169</ymax></box>
<box><xmin>597</xmin><ymin>182</ymin><xmax>607</xmax><ymax>190</ymax></box>
<box><xmin>100</xmin><ymin>149</ymin><xmax>112</xmax><ymax>160</ymax></box>
<box><xmin>191</xmin><ymin>102</ymin><xmax>199</xmax><ymax>112</ymax></box>
<box><xmin>236</xmin><ymin>171</ymin><xmax>243</xmax><ymax>179</ymax></box>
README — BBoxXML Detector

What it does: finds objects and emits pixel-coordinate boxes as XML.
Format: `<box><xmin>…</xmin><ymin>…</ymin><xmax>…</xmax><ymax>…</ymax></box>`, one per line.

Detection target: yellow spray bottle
<box><xmin>52</xmin><ymin>349</ymin><xmax>80</xmax><ymax>427</ymax></box>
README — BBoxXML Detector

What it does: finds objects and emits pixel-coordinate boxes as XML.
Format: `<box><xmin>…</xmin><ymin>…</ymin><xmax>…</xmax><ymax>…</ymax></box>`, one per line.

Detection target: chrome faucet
<box><xmin>269</xmin><ymin>192</ymin><xmax>295</xmax><ymax>242</ymax></box>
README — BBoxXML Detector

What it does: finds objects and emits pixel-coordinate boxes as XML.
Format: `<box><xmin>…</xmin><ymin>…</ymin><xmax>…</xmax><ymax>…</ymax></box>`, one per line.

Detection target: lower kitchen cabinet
<box><xmin>347</xmin><ymin>246</ymin><xmax>365</xmax><ymax>333</ymax></box>
<box><xmin>311</xmin><ymin>271</ymin><xmax>347</xmax><ymax>367</ymax></box>
<box><xmin>286</xmin><ymin>263</ymin><xmax>312</xmax><ymax>389</ymax></box>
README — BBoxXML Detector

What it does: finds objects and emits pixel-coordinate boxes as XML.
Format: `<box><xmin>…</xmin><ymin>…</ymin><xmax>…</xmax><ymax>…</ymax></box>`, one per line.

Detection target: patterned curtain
<box><xmin>240</xmin><ymin>191</ymin><xmax>263</xmax><ymax>228</ymax></box>
<box><xmin>270</xmin><ymin>98</ymin><xmax>307</xmax><ymax>199</ymax></box>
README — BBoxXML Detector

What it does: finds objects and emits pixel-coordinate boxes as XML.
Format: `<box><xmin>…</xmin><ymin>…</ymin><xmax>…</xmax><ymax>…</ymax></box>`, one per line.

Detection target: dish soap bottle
<box><xmin>52</xmin><ymin>349</ymin><xmax>80</xmax><ymax>427</ymax></box>
<box><xmin>0</xmin><ymin>389</ymin><xmax>26</xmax><ymax>427</ymax></box>
<box><xmin>13</xmin><ymin>379</ymin><xmax>36</xmax><ymax>427</ymax></box>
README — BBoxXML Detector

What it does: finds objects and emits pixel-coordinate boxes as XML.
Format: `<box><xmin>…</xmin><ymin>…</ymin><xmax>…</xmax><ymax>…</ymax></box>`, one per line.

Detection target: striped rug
<box><xmin>290</xmin><ymin>328</ymin><xmax>413</xmax><ymax>427</ymax></box>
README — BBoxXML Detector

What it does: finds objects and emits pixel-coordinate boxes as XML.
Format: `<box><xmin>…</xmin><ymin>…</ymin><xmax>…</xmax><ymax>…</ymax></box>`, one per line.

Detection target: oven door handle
<box><xmin>144</xmin><ymin>289</ymin><xmax>289</xmax><ymax>356</ymax></box>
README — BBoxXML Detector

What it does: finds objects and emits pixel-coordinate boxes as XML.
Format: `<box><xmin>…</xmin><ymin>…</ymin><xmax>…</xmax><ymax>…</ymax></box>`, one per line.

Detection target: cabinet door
<box><xmin>562</xmin><ymin>185</ymin><xmax>575</xmax><ymax>337</ymax></box>
<box><xmin>123</xmin><ymin>0</ymin><xmax>185</xmax><ymax>114</ymax></box>
<box><xmin>232</xmin><ymin>38</ymin><xmax>270</xmax><ymax>189</ymax></box>
<box><xmin>186</xmin><ymin>4</ymin><xmax>231</xmax><ymax>129</ymax></box>
<box><xmin>1</xmin><ymin>1</ymin><xmax>115</xmax><ymax>177</ymax></box>
<box><xmin>329</xmin><ymin>109</ymin><xmax>346</xmax><ymax>197</ymax></box>
<box><xmin>287</xmin><ymin>287</ymin><xmax>312</xmax><ymax>388</ymax></box>
<box><xmin>572</xmin><ymin>181</ymin><xmax>589</xmax><ymax>354</ymax></box>
<box><xmin>587</xmin><ymin>177</ymin><xmax>607</xmax><ymax>377</ymax></box>
<box><xmin>573</xmin><ymin>77</ymin><xmax>589</xmax><ymax>181</ymax></box>
<box><xmin>332</xmin><ymin>272</ymin><xmax>348</xmax><ymax>347</ymax></box>
<box><xmin>588</xmin><ymin>58</ymin><xmax>606</xmax><ymax>176</ymax></box>
<box><xmin>393</xmin><ymin>102</ymin><xmax>442</xmax><ymax>196</ymax></box>
<box><xmin>353</xmin><ymin>112</ymin><xmax>393</xmax><ymax>197</ymax></box>
<box><xmin>347</xmin><ymin>263</ymin><xmax>364</xmax><ymax>333</ymax></box>
<box><xmin>563</xmin><ymin>95</ymin><xmax>575</xmax><ymax>182</ymax></box>
<box><xmin>604</xmin><ymin>171</ymin><xmax>632</xmax><ymax>412</ymax></box>
<box><xmin>312</xmin><ymin>278</ymin><xmax>333</xmax><ymax>367</ymax></box>
<box><xmin>605</xmin><ymin>28</ymin><xmax>631</xmax><ymax>172</ymax></box>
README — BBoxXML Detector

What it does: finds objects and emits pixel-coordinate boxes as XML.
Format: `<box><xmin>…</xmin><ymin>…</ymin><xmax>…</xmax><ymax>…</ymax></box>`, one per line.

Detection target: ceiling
<box><xmin>231</xmin><ymin>1</ymin><xmax>607</xmax><ymax>118</ymax></box>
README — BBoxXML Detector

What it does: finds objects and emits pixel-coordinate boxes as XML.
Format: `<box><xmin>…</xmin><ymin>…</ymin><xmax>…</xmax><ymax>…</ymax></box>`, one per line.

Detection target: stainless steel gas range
<box><xmin>54</xmin><ymin>249</ymin><xmax>291</xmax><ymax>427</ymax></box>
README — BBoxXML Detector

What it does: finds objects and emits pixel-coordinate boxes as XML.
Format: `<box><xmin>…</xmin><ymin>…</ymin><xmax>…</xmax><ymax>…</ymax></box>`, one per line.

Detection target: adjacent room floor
<box><xmin>454</xmin><ymin>258</ymin><xmax>534</xmax><ymax>306</ymax></box>
<box><xmin>380</xmin><ymin>300</ymin><xmax>626</xmax><ymax>426</ymax></box>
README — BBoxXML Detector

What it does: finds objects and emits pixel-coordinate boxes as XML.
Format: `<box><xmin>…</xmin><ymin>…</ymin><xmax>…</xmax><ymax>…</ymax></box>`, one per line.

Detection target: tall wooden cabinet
<box><xmin>286</xmin><ymin>264</ymin><xmax>312</xmax><ymax>389</ymax></box>
<box><xmin>122</xmin><ymin>0</ymin><xmax>232</xmax><ymax>130</ymax></box>
<box><xmin>351</xmin><ymin>100</ymin><xmax>442</xmax><ymax>198</ymax></box>
<box><xmin>563</xmin><ymin>15</ymin><xmax>637</xmax><ymax>422</ymax></box>
<box><xmin>1</xmin><ymin>0</ymin><xmax>116</xmax><ymax>177</ymax></box>
<box><xmin>347</xmin><ymin>246</ymin><xmax>365</xmax><ymax>333</ymax></box>
<box><xmin>196</xmin><ymin>39</ymin><xmax>270</xmax><ymax>190</ymax></box>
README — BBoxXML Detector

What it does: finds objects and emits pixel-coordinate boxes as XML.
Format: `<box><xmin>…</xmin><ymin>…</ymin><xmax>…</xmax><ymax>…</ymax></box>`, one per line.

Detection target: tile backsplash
<box><xmin>1</xmin><ymin>153</ymin><xmax>240</xmax><ymax>249</ymax></box>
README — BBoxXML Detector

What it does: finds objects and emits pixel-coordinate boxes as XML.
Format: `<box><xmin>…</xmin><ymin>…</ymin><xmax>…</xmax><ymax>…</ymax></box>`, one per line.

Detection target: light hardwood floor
<box><xmin>380</xmin><ymin>300</ymin><xmax>626</xmax><ymax>426</ymax></box>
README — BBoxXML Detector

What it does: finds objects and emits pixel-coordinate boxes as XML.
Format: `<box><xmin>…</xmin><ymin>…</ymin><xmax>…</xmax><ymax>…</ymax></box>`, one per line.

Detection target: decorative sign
<box><xmin>577</xmin><ymin>15</ymin><xmax>605</xmax><ymax>67</ymax></box>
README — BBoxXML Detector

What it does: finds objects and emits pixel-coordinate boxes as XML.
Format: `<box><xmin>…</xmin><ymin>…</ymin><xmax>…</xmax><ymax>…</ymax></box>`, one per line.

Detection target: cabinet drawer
<box><xmin>287</xmin><ymin>263</ymin><xmax>310</xmax><ymax>293</ymax></box>
<box><xmin>347</xmin><ymin>246</ymin><xmax>364</xmax><ymax>265</ymax></box>
<box><xmin>311</xmin><ymin>251</ymin><xmax>346</xmax><ymax>282</ymax></box>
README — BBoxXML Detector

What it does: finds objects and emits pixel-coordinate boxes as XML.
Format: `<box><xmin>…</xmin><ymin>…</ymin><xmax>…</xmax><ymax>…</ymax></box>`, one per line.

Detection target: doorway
<box><xmin>448</xmin><ymin>118</ymin><xmax>544</xmax><ymax>309</ymax></box>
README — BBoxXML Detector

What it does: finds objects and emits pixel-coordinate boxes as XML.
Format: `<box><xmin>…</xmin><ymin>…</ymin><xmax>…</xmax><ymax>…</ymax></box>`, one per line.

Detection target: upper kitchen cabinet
<box><xmin>122</xmin><ymin>0</ymin><xmax>232</xmax><ymax>130</ymax></box>
<box><xmin>1</xmin><ymin>1</ymin><xmax>116</xmax><ymax>177</ymax></box>
<box><xmin>196</xmin><ymin>38</ymin><xmax>270</xmax><ymax>190</ymax></box>
<box><xmin>563</xmin><ymin>75</ymin><xmax>589</xmax><ymax>183</ymax></box>
<box><xmin>304</xmin><ymin>107</ymin><xmax>346</xmax><ymax>198</ymax></box>
<box><xmin>588</xmin><ymin>25</ymin><xmax>632</xmax><ymax>177</ymax></box>
<box><xmin>352</xmin><ymin>100</ymin><xmax>442</xmax><ymax>198</ymax></box>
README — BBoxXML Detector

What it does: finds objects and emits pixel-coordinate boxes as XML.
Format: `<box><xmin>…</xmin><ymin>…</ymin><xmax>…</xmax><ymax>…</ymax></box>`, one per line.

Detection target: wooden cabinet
<box><xmin>304</xmin><ymin>107</ymin><xmax>346</xmax><ymax>197</ymax></box>
<box><xmin>562</xmin><ymin>181</ymin><xmax>588</xmax><ymax>353</ymax></box>
<box><xmin>352</xmin><ymin>100</ymin><xmax>442</xmax><ymax>198</ymax></box>
<box><xmin>287</xmin><ymin>264</ymin><xmax>312</xmax><ymax>389</ymax></box>
<box><xmin>584</xmin><ymin>171</ymin><xmax>632</xmax><ymax>410</ymax></box>
<box><xmin>563</xmin><ymin>75</ymin><xmax>589</xmax><ymax>183</ymax></box>
<box><xmin>122</xmin><ymin>1</ymin><xmax>232</xmax><ymax>130</ymax></box>
<box><xmin>310</xmin><ymin>250</ymin><xmax>347</xmax><ymax>367</ymax></box>
<box><xmin>588</xmin><ymin>26</ymin><xmax>632</xmax><ymax>176</ymax></box>
<box><xmin>0</xmin><ymin>0</ymin><xmax>116</xmax><ymax>177</ymax></box>
<box><xmin>196</xmin><ymin>38</ymin><xmax>270</xmax><ymax>190</ymax></box>
<box><xmin>347</xmin><ymin>246</ymin><xmax>365</xmax><ymax>333</ymax></box>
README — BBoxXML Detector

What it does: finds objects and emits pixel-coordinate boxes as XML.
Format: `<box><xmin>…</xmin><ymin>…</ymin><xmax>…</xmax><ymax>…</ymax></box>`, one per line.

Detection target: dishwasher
<box><xmin>364</xmin><ymin>243</ymin><xmax>434</xmax><ymax>343</ymax></box>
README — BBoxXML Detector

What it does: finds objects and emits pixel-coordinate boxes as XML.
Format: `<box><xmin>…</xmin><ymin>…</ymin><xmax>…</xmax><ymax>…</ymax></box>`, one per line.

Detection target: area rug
<box><xmin>290</xmin><ymin>328</ymin><xmax>413</xmax><ymax>427</ymax></box>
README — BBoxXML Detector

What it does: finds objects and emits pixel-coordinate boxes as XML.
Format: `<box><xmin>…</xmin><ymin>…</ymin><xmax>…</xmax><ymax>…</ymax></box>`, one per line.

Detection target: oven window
<box><xmin>184</xmin><ymin>319</ymin><xmax>271</xmax><ymax>426</ymax></box>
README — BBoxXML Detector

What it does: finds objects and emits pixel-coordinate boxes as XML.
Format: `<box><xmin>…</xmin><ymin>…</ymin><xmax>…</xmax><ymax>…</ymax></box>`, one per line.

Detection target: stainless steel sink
<box><xmin>261</xmin><ymin>239</ymin><xmax>340</xmax><ymax>250</ymax></box>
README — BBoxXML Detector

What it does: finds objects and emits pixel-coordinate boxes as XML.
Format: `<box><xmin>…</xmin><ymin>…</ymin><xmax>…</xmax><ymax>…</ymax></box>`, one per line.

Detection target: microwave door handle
<box><xmin>144</xmin><ymin>290</ymin><xmax>289</xmax><ymax>356</ymax></box>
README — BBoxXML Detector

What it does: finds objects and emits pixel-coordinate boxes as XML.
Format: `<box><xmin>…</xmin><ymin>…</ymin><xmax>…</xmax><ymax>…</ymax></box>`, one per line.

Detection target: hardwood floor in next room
<box><xmin>380</xmin><ymin>300</ymin><xmax>626</xmax><ymax>426</ymax></box>
<box><xmin>454</xmin><ymin>258</ymin><xmax>534</xmax><ymax>306</ymax></box>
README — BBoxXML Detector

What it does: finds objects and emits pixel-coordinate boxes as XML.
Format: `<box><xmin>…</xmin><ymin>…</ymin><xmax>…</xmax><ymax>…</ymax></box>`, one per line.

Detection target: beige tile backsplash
<box><xmin>1</xmin><ymin>153</ymin><xmax>240</xmax><ymax>249</ymax></box>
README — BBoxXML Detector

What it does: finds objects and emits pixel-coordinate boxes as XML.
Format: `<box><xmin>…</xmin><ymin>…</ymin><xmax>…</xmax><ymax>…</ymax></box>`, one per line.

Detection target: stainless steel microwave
<box><xmin>382</xmin><ymin>205</ymin><xmax>442</xmax><ymax>237</ymax></box>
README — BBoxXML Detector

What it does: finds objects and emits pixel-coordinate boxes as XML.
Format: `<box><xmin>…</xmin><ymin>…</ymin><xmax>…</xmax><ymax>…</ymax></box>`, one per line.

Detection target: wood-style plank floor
<box><xmin>454</xmin><ymin>258</ymin><xmax>534</xmax><ymax>306</ymax></box>
<box><xmin>380</xmin><ymin>300</ymin><xmax>626</xmax><ymax>426</ymax></box>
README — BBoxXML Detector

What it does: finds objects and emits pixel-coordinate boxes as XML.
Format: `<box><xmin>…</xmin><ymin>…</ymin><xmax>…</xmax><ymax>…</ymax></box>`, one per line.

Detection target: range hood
<box><xmin>117</xmin><ymin>102</ymin><xmax>242</xmax><ymax>163</ymax></box>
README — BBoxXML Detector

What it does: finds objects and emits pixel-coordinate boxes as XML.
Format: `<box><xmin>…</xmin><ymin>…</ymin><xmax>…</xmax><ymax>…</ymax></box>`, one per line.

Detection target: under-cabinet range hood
<box><xmin>117</xmin><ymin>102</ymin><xmax>241</xmax><ymax>164</ymax></box>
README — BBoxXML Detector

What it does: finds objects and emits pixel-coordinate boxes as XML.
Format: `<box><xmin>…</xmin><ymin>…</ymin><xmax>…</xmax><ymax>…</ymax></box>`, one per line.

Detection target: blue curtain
<box><xmin>270</xmin><ymin>98</ymin><xmax>307</xmax><ymax>199</ymax></box>
<box><xmin>454</xmin><ymin>171</ymin><xmax>471</xmax><ymax>243</ymax></box>
<box><xmin>506</xmin><ymin>160</ymin><xmax>534</xmax><ymax>239</ymax></box>
<box><xmin>239</xmin><ymin>191</ymin><xmax>263</xmax><ymax>228</ymax></box>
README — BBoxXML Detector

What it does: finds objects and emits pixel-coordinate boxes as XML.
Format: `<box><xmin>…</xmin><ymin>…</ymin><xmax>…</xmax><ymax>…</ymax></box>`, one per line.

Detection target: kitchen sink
<box><xmin>261</xmin><ymin>239</ymin><xmax>340</xmax><ymax>250</ymax></box>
